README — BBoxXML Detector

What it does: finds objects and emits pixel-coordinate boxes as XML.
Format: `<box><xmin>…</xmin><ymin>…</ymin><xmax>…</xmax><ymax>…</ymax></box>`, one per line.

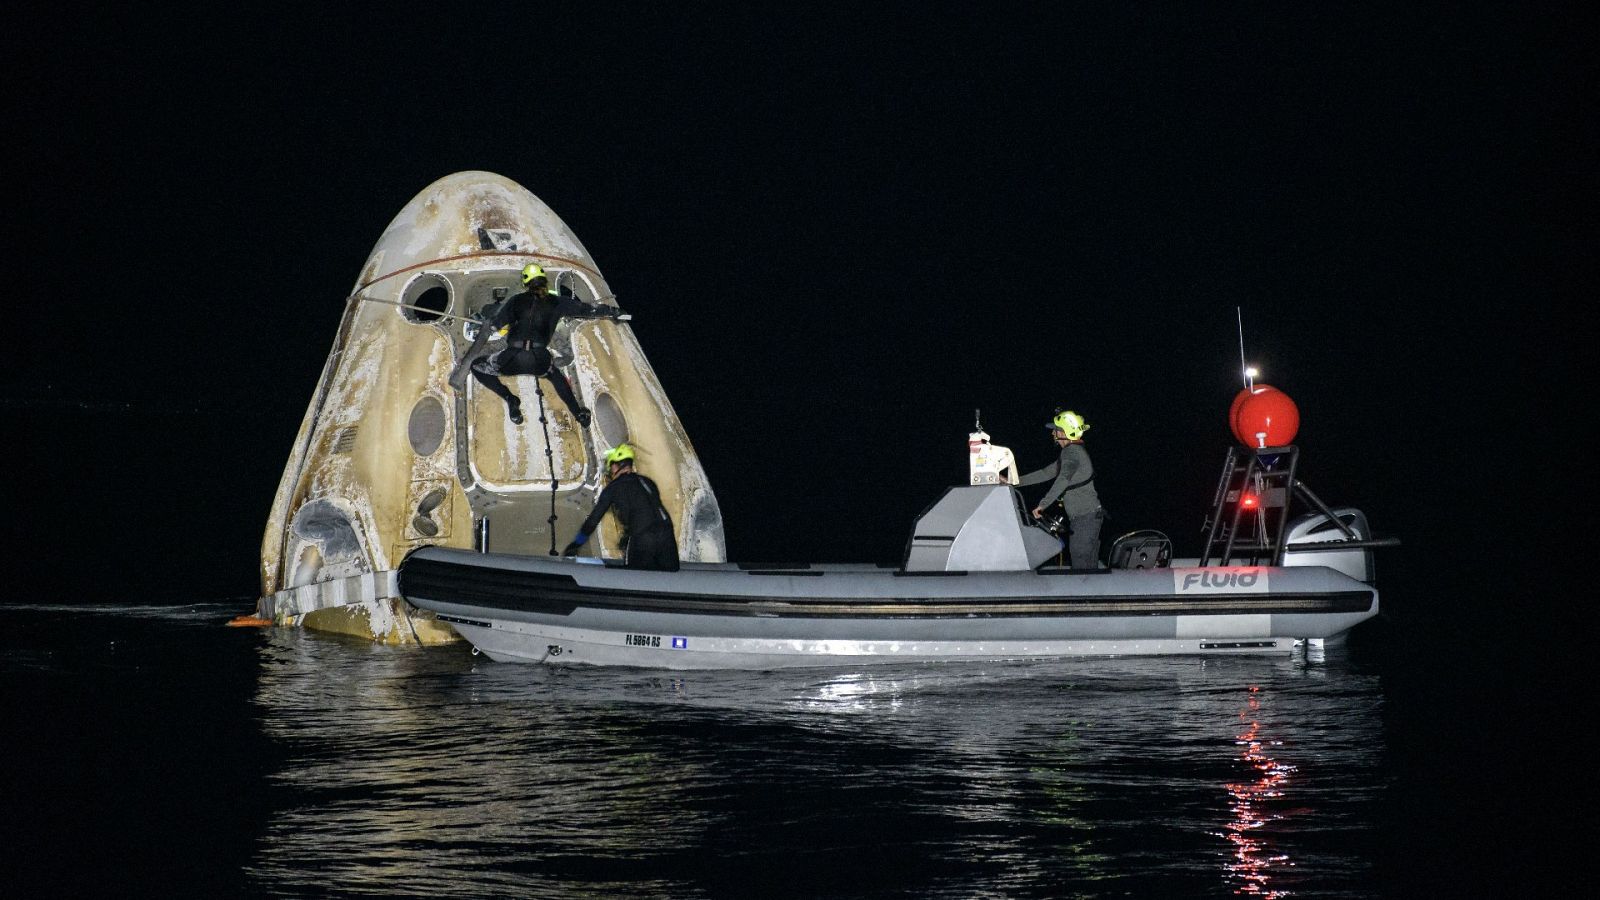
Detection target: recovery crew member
<box><xmin>561</xmin><ymin>444</ymin><xmax>680</xmax><ymax>571</ymax></box>
<box><xmin>1019</xmin><ymin>409</ymin><xmax>1105</xmax><ymax>569</ymax></box>
<box><xmin>448</xmin><ymin>263</ymin><xmax>629</xmax><ymax>427</ymax></box>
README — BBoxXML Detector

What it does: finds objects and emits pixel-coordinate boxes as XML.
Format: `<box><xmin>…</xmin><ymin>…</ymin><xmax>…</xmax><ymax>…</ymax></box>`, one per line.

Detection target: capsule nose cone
<box><xmin>360</xmin><ymin>171</ymin><xmax>604</xmax><ymax>293</ymax></box>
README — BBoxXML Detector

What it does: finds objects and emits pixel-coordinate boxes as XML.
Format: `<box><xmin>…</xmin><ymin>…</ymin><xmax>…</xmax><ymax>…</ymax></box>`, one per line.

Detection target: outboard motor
<box><xmin>1282</xmin><ymin>508</ymin><xmax>1375</xmax><ymax>583</ymax></box>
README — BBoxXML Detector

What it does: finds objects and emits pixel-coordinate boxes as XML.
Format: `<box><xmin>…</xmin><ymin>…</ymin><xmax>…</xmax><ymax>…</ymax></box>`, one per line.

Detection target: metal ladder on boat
<box><xmin>1199</xmin><ymin>445</ymin><xmax>1364</xmax><ymax>566</ymax></box>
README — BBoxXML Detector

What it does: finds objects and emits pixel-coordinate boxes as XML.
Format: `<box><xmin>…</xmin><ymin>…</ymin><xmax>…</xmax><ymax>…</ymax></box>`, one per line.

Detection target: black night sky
<box><xmin>8</xmin><ymin>6</ymin><xmax>1589</xmax><ymax>614</ymax></box>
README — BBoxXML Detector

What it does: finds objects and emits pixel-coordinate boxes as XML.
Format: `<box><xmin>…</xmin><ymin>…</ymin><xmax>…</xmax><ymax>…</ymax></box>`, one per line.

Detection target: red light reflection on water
<box><xmin>1222</xmin><ymin>685</ymin><xmax>1295</xmax><ymax>897</ymax></box>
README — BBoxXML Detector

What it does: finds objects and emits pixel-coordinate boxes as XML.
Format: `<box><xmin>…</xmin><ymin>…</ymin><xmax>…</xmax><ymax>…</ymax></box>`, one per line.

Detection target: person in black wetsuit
<box><xmin>562</xmin><ymin>443</ymin><xmax>680</xmax><ymax>571</ymax></box>
<box><xmin>448</xmin><ymin>263</ymin><xmax>629</xmax><ymax>426</ymax></box>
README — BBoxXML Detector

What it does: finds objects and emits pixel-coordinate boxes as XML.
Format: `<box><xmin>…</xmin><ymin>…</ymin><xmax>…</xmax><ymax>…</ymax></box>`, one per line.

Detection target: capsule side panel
<box><xmin>571</xmin><ymin>322</ymin><xmax>726</xmax><ymax>562</ymax></box>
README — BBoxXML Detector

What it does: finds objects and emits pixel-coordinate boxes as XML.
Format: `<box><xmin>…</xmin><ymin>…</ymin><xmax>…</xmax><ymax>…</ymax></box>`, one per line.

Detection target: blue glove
<box><xmin>559</xmin><ymin>532</ymin><xmax>588</xmax><ymax>557</ymax></box>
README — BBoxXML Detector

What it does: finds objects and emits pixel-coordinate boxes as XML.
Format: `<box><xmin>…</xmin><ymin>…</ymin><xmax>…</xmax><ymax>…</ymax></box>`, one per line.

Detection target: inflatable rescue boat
<box><xmin>401</xmin><ymin>410</ymin><xmax>1397</xmax><ymax>668</ymax></box>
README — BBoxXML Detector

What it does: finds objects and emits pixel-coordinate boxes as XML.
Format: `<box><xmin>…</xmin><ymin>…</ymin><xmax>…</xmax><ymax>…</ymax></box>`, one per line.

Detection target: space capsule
<box><xmin>257</xmin><ymin>172</ymin><xmax>725</xmax><ymax>642</ymax></box>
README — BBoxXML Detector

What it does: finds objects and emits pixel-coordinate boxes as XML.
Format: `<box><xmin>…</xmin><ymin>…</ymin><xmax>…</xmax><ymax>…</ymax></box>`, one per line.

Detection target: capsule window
<box><xmin>407</xmin><ymin>396</ymin><xmax>447</xmax><ymax>456</ymax></box>
<box><xmin>553</xmin><ymin>270</ymin><xmax>598</xmax><ymax>302</ymax></box>
<box><xmin>593</xmin><ymin>392</ymin><xmax>627</xmax><ymax>448</ymax></box>
<box><xmin>401</xmin><ymin>274</ymin><xmax>452</xmax><ymax>323</ymax></box>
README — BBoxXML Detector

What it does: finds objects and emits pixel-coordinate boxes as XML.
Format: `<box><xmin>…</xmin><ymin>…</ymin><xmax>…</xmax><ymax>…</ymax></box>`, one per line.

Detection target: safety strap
<box><xmin>639</xmin><ymin>477</ymin><xmax>671</xmax><ymax>524</ymax></box>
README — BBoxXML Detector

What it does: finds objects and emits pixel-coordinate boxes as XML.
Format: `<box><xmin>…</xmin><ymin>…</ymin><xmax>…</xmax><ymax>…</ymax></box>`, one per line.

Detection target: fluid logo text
<box><xmin>1174</xmin><ymin>569</ymin><xmax>1270</xmax><ymax>593</ymax></box>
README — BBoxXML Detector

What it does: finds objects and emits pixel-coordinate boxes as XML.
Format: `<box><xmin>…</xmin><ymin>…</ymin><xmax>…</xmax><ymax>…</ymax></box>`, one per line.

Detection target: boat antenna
<box><xmin>1236</xmin><ymin>306</ymin><xmax>1249</xmax><ymax>389</ymax></box>
<box><xmin>974</xmin><ymin>408</ymin><xmax>982</xmax><ymax>432</ymax></box>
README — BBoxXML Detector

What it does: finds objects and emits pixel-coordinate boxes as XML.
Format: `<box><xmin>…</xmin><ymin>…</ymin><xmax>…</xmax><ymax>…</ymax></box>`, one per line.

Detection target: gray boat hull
<box><xmin>399</xmin><ymin>548</ymin><xmax>1378</xmax><ymax>669</ymax></box>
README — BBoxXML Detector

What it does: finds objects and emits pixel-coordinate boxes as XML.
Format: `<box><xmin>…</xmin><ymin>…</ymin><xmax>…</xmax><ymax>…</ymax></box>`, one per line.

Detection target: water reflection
<box><xmin>246</xmin><ymin>633</ymin><xmax>1385</xmax><ymax>898</ymax></box>
<box><xmin>1224</xmin><ymin>685</ymin><xmax>1294</xmax><ymax>898</ymax></box>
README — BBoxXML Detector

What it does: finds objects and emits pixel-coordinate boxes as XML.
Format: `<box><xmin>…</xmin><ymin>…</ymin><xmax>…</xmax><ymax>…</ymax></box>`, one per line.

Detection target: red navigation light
<box><xmin>1241</xmin><ymin>493</ymin><xmax>1260</xmax><ymax>510</ymax></box>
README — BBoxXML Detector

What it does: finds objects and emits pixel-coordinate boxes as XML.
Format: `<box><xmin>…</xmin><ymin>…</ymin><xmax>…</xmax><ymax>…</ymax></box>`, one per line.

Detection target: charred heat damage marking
<box><xmin>625</xmin><ymin>634</ymin><xmax>662</xmax><ymax>647</ymax></box>
<box><xmin>476</xmin><ymin>227</ymin><xmax>518</xmax><ymax>250</ymax></box>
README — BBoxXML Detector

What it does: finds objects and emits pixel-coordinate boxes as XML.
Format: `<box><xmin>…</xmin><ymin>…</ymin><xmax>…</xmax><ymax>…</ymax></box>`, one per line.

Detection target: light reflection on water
<box><xmin>246</xmin><ymin>630</ymin><xmax>1385</xmax><ymax>898</ymax></box>
<box><xmin>1224</xmin><ymin>686</ymin><xmax>1295</xmax><ymax>898</ymax></box>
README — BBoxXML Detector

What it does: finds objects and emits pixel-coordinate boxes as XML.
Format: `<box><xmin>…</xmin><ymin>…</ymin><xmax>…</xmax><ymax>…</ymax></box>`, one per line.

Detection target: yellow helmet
<box><xmin>520</xmin><ymin>263</ymin><xmax>547</xmax><ymax>286</ymax></box>
<box><xmin>1047</xmin><ymin>410</ymin><xmax>1090</xmax><ymax>441</ymax></box>
<box><xmin>604</xmin><ymin>443</ymin><xmax>636</xmax><ymax>465</ymax></box>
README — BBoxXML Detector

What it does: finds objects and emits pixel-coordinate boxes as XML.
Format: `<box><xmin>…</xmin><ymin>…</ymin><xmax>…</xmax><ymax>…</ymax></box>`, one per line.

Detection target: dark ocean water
<box><xmin>1</xmin><ymin>593</ymin><xmax>1559</xmax><ymax>899</ymax></box>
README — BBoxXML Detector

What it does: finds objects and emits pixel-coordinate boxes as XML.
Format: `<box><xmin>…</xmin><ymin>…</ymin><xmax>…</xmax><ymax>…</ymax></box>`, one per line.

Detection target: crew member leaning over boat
<box><xmin>1019</xmin><ymin>409</ymin><xmax>1105</xmax><ymax>570</ymax></box>
<box><xmin>562</xmin><ymin>444</ymin><xmax>680</xmax><ymax>571</ymax></box>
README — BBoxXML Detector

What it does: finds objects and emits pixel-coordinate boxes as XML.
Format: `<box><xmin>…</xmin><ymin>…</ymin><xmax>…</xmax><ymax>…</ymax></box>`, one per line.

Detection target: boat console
<box><xmin>902</xmin><ymin>486</ymin><xmax>1068</xmax><ymax>572</ymax></box>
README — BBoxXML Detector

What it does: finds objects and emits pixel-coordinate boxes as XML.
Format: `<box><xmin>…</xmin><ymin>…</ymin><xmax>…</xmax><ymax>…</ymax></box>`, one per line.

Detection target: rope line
<box><xmin>530</xmin><ymin>379</ymin><xmax>561</xmax><ymax>556</ymax></box>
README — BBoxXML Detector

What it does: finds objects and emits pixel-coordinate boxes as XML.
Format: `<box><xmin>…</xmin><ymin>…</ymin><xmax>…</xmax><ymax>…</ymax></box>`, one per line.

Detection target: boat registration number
<box><xmin>625</xmin><ymin>633</ymin><xmax>662</xmax><ymax>647</ymax></box>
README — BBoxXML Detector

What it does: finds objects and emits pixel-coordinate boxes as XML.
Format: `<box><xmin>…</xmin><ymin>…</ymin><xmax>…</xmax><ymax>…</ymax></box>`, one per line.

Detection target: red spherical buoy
<box><xmin>1232</xmin><ymin>385</ymin><xmax>1299</xmax><ymax>448</ymax></box>
<box><xmin>1229</xmin><ymin>384</ymin><xmax>1276</xmax><ymax>435</ymax></box>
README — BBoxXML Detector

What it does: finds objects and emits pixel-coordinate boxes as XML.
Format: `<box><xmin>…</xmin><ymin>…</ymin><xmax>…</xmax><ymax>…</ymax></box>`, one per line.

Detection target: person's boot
<box><xmin>574</xmin><ymin>406</ymin><xmax>591</xmax><ymax>428</ymax></box>
<box><xmin>507</xmin><ymin>396</ymin><xmax>524</xmax><ymax>425</ymax></box>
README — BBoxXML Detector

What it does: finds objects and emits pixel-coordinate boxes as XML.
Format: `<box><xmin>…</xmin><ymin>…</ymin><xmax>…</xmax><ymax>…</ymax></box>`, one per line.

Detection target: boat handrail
<box><xmin>1237</xmin><ymin>537</ymin><xmax>1402</xmax><ymax>553</ymax></box>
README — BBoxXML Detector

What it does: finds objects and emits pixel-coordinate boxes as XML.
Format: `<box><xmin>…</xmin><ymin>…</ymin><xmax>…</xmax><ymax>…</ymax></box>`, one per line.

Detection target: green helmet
<box><xmin>604</xmin><ymin>443</ymin><xmax>636</xmax><ymax>466</ymax></box>
<box><xmin>1047</xmin><ymin>410</ymin><xmax>1090</xmax><ymax>441</ymax></box>
<box><xmin>520</xmin><ymin>263</ymin><xmax>547</xmax><ymax>286</ymax></box>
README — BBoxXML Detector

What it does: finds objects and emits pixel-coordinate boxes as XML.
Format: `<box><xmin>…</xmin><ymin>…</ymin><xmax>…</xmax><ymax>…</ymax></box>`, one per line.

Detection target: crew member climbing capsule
<box><xmin>1019</xmin><ymin>409</ymin><xmax>1105</xmax><ymax>569</ymax></box>
<box><xmin>449</xmin><ymin>263</ymin><xmax>631</xmax><ymax>426</ymax></box>
<box><xmin>563</xmin><ymin>444</ymin><xmax>680</xmax><ymax>571</ymax></box>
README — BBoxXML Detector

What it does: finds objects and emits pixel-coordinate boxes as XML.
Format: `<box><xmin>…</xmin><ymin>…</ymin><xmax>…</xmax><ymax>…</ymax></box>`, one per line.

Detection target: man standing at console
<box><xmin>1019</xmin><ymin>409</ymin><xmax>1105</xmax><ymax>569</ymax></box>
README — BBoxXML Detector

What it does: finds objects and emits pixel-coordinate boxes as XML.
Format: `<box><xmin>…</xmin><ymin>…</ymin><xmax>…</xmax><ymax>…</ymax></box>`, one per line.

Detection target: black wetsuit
<box><xmin>466</xmin><ymin>288</ymin><xmax>620</xmax><ymax>418</ymax></box>
<box><xmin>572</xmin><ymin>471</ymin><xmax>680</xmax><ymax>571</ymax></box>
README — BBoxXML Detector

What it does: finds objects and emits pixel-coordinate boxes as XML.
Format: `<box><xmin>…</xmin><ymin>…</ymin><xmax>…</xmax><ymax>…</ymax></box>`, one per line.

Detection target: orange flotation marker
<box><xmin>226</xmin><ymin>614</ymin><xmax>273</xmax><ymax>627</ymax></box>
